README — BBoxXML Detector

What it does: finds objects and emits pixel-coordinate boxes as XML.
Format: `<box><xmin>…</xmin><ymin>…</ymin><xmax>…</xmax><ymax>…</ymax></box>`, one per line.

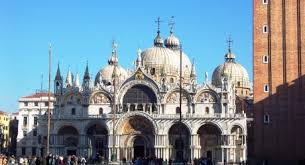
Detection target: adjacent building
<box><xmin>0</xmin><ymin>111</ymin><xmax>10</xmax><ymax>153</ymax></box>
<box><xmin>16</xmin><ymin>92</ymin><xmax>54</xmax><ymax>157</ymax></box>
<box><xmin>253</xmin><ymin>0</ymin><xmax>305</xmax><ymax>164</ymax></box>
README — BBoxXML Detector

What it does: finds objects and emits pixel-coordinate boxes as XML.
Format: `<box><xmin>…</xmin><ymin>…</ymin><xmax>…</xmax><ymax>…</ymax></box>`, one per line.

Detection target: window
<box><xmin>34</xmin><ymin>102</ymin><xmax>38</xmax><ymax>106</ymax></box>
<box><xmin>71</xmin><ymin>108</ymin><xmax>76</xmax><ymax>115</ymax></box>
<box><xmin>32</xmin><ymin>147</ymin><xmax>36</xmax><ymax>156</ymax></box>
<box><xmin>23</xmin><ymin>116</ymin><xmax>28</xmax><ymax>126</ymax></box>
<box><xmin>23</xmin><ymin>130</ymin><xmax>27</xmax><ymax>137</ymax></box>
<box><xmin>150</xmin><ymin>68</ymin><xmax>156</xmax><ymax>75</ymax></box>
<box><xmin>33</xmin><ymin>129</ymin><xmax>37</xmax><ymax>136</ymax></box>
<box><xmin>263</xmin><ymin>25</ymin><xmax>268</xmax><ymax>33</ymax></box>
<box><xmin>263</xmin><ymin>55</ymin><xmax>269</xmax><ymax>63</ymax></box>
<box><xmin>237</xmin><ymin>81</ymin><xmax>241</xmax><ymax>87</ymax></box>
<box><xmin>262</xmin><ymin>0</ymin><xmax>268</xmax><ymax>4</ymax></box>
<box><xmin>264</xmin><ymin>114</ymin><xmax>270</xmax><ymax>124</ymax></box>
<box><xmin>205</xmin><ymin>107</ymin><xmax>210</xmax><ymax>114</ymax></box>
<box><xmin>170</xmin><ymin>78</ymin><xmax>174</xmax><ymax>83</ymax></box>
<box><xmin>99</xmin><ymin>108</ymin><xmax>103</xmax><ymax>115</ymax></box>
<box><xmin>34</xmin><ymin>117</ymin><xmax>38</xmax><ymax>126</ymax></box>
<box><xmin>44</xmin><ymin>102</ymin><xmax>49</xmax><ymax>106</ymax></box>
<box><xmin>176</xmin><ymin>107</ymin><xmax>180</xmax><ymax>114</ymax></box>
<box><xmin>24</xmin><ymin>102</ymin><xmax>28</xmax><ymax>106</ymax></box>
<box><xmin>22</xmin><ymin>147</ymin><xmax>26</xmax><ymax>155</ymax></box>
<box><xmin>264</xmin><ymin>84</ymin><xmax>269</xmax><ymax>92</ymax></box>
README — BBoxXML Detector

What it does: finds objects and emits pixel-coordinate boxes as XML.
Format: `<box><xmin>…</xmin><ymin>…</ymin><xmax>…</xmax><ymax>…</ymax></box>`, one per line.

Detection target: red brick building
<box><xmin>253</xmin><ymin>0</ymin><xmax>305</xmax><ymax>164</ymax></box>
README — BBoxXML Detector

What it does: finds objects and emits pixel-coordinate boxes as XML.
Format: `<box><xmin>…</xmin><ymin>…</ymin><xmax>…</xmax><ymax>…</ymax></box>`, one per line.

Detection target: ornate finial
<box><xmin>155</xmin><ymin>17</ymin><xmax>162</xmax><ymax>34</ymax></box>
<box><xmin>205</xmin><ymin>72</ymin><xmax>208</xmax><ymax>83</ymax></box>
<box><xmin>112</xmin><ymin>40</ymin><xmax>118</xmax><ymax>53</ymax></box>
<box><xmin>169</xmin><ymin>16</ymin><xmax>175</xmax><ymax>34</ymax></box>
<box><xmin>227</xmin><ymin>35</ymin><xmax>233</xmax><ymax>52</ymax></box>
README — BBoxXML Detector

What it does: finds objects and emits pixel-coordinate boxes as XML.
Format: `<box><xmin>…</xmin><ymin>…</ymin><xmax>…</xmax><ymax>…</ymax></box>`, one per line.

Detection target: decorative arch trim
<box><xmin>114</xmin><ymin>111</ymin><xmax>158</xmax><ymax>134</ymax></box>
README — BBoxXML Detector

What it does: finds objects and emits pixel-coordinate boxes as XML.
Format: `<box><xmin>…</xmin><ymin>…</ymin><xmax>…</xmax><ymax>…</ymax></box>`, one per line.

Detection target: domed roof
<box><xmin>212</xmin><ymin>50</ymin><xmax>249</xmax><ymax>88</ymax></box>
<box><xmin>95</xmin><ymin>41</ymin><xmax>128</xmax><ymax>85</ymax></box>
<box><xmin>172</xmin><ymin>50</ymin><xmax>192</xmax><ymax>73</ymax></box>
<box><xmin>95</xmin><ymin>65</ymin><xmax>128</xmax><ymax>85</ymax></box>
<box><xmin>141</xmin><ymin>46</ymin><xmax>179</xmax><ymax>74</ymax></box>
<box><xmin>164</xmin><ymin>33</ymin><xmax>180</xmax><ymax>49</ymax></box>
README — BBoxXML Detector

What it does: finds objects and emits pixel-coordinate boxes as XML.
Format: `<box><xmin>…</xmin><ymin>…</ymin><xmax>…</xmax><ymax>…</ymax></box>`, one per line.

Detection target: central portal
<box><xmin>133</xmin><ymin>136</ymin><xmax>145</xmax><ymax>158</ymax></box>
<box><xmin>120</xmin><ymin>115</ymin><xmax>155</xmax><ymax>160</ymax></box>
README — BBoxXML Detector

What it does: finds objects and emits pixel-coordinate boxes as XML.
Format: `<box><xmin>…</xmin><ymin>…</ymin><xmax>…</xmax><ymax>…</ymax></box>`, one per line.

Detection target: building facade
<box><xmin>253</xmin><ymin>0</ymin><xmax>305</xmax><ymax>164</ymax></box>
<box><xmin>17</xmin><ymin>92</ymin><xmax>54</xmax><ymax>157</ymax></box>
<box><xmin>45</xmin><ymin>26</ymin><xmax>250</xmax><ymax>164</ymax></box>
<box><xmin>0</xmin><ymin>111</ymin><xmax>10</xmax><ymax>153</ymax></box>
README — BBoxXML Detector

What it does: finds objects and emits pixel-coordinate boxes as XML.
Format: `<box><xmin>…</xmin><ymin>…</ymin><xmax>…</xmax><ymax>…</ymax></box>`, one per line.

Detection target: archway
<box><xmin>133</xmin><ymin>136</ymin><xmax>146</xmax><ymax>158</ymax></box>
<box><xmin>120</xmin><ymin>115</ymin><xmax>155</xmax><ymax>159</ymax></box>
<box><xmin>58</xmin><ymin>126</ymin><xmax>79</xmax><ymax>156</ymax></box>
<box><xmin>230</xmin><ymin>125</ymin><xmax>245</xmax><ymax>162</ymax></box>
<box><xmin>168</xmin><ymin>122</ymin><xmax>190</xmax><ymax>162</ymax></box>
<box><xmin>197</xmin><ymin>124</ymin><xmax>221</xmax><ymax>161</ymax></box>
<box><xmin>122</xmin><ymin>85</ymin><xmax>157</xmax><ymax>113</ymax></box>
<box><xmin>86</xmin><ymin>124</ymin><xmax>108</xmax><ymax>158</ymax></box>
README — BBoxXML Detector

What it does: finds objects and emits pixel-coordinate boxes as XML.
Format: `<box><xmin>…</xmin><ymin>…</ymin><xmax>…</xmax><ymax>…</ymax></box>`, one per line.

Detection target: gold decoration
<box><xmin>135</xmin><ymin>70</ymin><xmax>144</xmax><ymax>80</ymax></box>
<box><xmin>90</xmin><ymin>93</ymin><xmax>110</xmax><ymax>104</ymax></box>
<box><xmin>166</xmin><ymin>91</ymin><xmax>188</xmax><ymax>103</ymax></box>
<box><xmin>197</xmin><ymin>92</ymin><xmax>216</xmax><ymax>103</ymax></box>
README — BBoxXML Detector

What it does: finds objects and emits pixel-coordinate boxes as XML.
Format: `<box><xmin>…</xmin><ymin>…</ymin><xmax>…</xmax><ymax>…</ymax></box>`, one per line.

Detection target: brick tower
<box><xmin>253</xmin><ymin>0</ymin><xmax>305</xmax><ymax>164</ymax></box>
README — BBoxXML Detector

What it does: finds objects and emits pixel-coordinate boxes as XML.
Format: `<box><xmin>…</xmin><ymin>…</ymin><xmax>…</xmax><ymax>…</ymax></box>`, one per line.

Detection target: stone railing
<box><xmin>48</xmin><ymin>112</ymin><xmax>246</xmax><ymax>120</ymax></box>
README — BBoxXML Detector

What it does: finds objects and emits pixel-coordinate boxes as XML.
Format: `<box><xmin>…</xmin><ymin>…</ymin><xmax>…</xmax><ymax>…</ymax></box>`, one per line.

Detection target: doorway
<box><xmin>67</xmin><ymin>149</ymin><xmax>76</xmax><ymax>156</ymax></box>
<box><xmin>133</xmin><ymin>137</ymin><xmax>145</xmax><ymax>158</ymax></box>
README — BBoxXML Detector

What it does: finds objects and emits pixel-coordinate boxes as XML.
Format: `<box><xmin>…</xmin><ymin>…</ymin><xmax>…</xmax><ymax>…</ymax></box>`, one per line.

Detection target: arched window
<box><xmin>99</xmin><ymin>108</ymin><xmax>103</xmax><ymax>115</ymax></box>
<box><xmin>176</xmin><ymin>107</ymin><xmax>180</xmax><ymax>114</ymax></box>
<box><xmin>205</xmin><ymin>107</ymin><xmax>210</xmax><ymax>114</ymax></box>
<box><xmin>71</xmin><ymin>108</ymin><xmax>76</xmax><ymax>115</ymax></box>
<box><xmin>264</xmin><ymin>114</ymin><xmax>270</xmax><ymax>124</ymax></box>
<box><xmin>170</xmin><ymin>78</ymin><xmax>174</xmax><ymax>83</ymax></box>
<box><xmin>263</xmin><ymin>55</ymin><xmax>269</xmax><ymax>63</ymax></box>
<box><xmin>263</xmin><ymin>25</ymin><xmax>268</xmax><ymax>33</ymax></box>
<box><xmin>150</xmin><ymin>68</ymin><xmax>156</xmax><ymax>75</ymax></box>
<box><xmin>237</xmin><ymin>81</ymin><xmax>241</xmax><ymax>87</ymax></box>
<box><xmin>130</xmin><ymin>104</ymin><xmax>135</xmax><ymax>111</ymax></box>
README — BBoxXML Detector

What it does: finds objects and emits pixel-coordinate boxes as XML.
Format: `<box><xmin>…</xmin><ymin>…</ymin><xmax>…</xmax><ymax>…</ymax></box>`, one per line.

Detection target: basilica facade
<box><xmin>44</xmin><ymin>26</ymin><xmax>250</xmax><ymax>164</ymax></box>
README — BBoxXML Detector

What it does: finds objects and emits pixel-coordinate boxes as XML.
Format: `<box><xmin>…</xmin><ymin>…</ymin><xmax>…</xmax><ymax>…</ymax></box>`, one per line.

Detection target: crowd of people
<box><xmin>0</xmin><ymin>153</ymin><xmax>221</xmax><ymax>165</ymax></box>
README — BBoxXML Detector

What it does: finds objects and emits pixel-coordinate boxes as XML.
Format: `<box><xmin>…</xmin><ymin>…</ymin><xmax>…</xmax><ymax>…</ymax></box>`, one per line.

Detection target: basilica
<box><xmin>43</xmin><ymin>23</ymin><xmax>250</xmax><ymax>164</ymax></box>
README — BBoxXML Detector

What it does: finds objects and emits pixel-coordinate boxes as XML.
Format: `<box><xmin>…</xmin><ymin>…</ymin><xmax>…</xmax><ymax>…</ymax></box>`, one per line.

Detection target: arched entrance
<box><xmin>120</xmin><ymin>115</ymin><xmax>155</xmax><ymax>159</ymax></box>
<box><xmin>122</xmin><ymin>85</ymin><xmax>157</xmax><ymax>113</ymax></box>
<box><xmin>197</xmin><ymin>124</ymin><xmax>221</xmax><ymax>161</ymax></box>
<box><xmin>86</xmin><ymin>124</ymin><xmax>108</xmax><ymax>158</ymax></box>
<box><xmin>168</xmin><ymin>122</ymin><xmax>190</xmax><ymax>162</ymax></box>
<box><xmin>230</xmin><ymin>125</ymin><xmax>245</xmax><ymax>162</ymax></box>
<box><xmin>133</xmin><ymin>136</ymin><xmax>146</xmax><ymax>158</ymax></box>
<box><xmin>58</xmin><ymin>126</ymin><xmax>79</xmax><ymax>156</ymax></box>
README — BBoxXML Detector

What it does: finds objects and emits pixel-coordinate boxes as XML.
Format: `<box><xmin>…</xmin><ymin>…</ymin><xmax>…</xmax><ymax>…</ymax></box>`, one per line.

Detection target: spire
<box><xmin>55</xmin><ymin>63</ymin><xmax>62</xmax><ymax>81</ymax></box>
<box><xmin>190</xmin><ymin>59</ymin><xmax>196</xmax><ymax>78</ymax></box>
<box><xmin>225</xmin><ymin>35</ymin><xmax>236</xmax><ymax>62</ymax></box>
<box><xmin>108</xmin><ymin>40</ymin><xmax>119</xmax><ymax>65</ymax></box>
<box><xmin>154</xmin><ymin>17</ymin><xmax>164</xmax><ymax>47</ymax></box>
<box><xmin>83</xmin><ymin>61</ymin><xmax>91</xmax><ymax>89</ymax></box>
<box><xmin>83</xmin><ymin>61</ymin><xmax>90</xmax><ymax>80</ymax></box>
<box><xmin>65</xmin><ymin>67</ymin><xmax>72</xmax><ymax>87</ymax></box>
<box><xmin>136</xmin><ymin>48</ymin><xmax>142</xmax><ymax>67</ymax></box>
<box><xmin>73</xmin><ymin>72</ymin><xmax>80</xmax><ymax>87</ymax></box>
<box><xmin>169</xmin><ymin>16</ymin><xmax>175</xmax><ymax>34</ymax></box>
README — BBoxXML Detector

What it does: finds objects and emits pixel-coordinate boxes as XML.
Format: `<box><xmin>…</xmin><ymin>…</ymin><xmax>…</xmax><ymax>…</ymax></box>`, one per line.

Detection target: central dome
<box><xmin>141</xmin><ymin>46</ymin><xmax>179</xmax><ymax>75</ymax></box>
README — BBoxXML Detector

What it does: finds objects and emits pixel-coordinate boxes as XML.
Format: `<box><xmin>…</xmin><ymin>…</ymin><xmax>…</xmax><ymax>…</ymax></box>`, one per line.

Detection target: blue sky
<box><xmin>0</xmin><ymin>0</ymin><xmax>252</xmax><ymax>112</ymax></box>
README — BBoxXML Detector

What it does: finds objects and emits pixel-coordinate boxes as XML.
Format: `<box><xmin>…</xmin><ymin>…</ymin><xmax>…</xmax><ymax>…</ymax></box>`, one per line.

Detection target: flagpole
<box><xmin>47</xmin><ymin>43</ymin><xmax>52</xmax><ymax>155</ymax></box>
<box><xmin>179</xmin><ymin>44</ymin><xmax>182</xmax><ymax>122</ymax></box>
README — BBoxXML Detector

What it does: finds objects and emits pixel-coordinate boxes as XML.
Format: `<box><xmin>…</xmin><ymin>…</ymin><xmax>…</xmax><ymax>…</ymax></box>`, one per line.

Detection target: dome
<box><xmin>141</xmin><ymin>46</ymin><xmax>179</xmax><ymax>75</ymax></box>
<box><xmin>95</xmin><ymin>65</ymin><xmax>128</xmax><ymax>85</ymax></box>
<box><xmin>212</xmin><ymin>61</ymin><xmax>249</xmax><ymax>88</ymax></box>
<box><xmin>164</xmin><ymin>33</ymin><xmax>180</xmax><ymax>49</ymax></box>
<box><xmin>172</xmin><ymin>50</ymin><xmax>192</xmax><ymax>74</ymax></box>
